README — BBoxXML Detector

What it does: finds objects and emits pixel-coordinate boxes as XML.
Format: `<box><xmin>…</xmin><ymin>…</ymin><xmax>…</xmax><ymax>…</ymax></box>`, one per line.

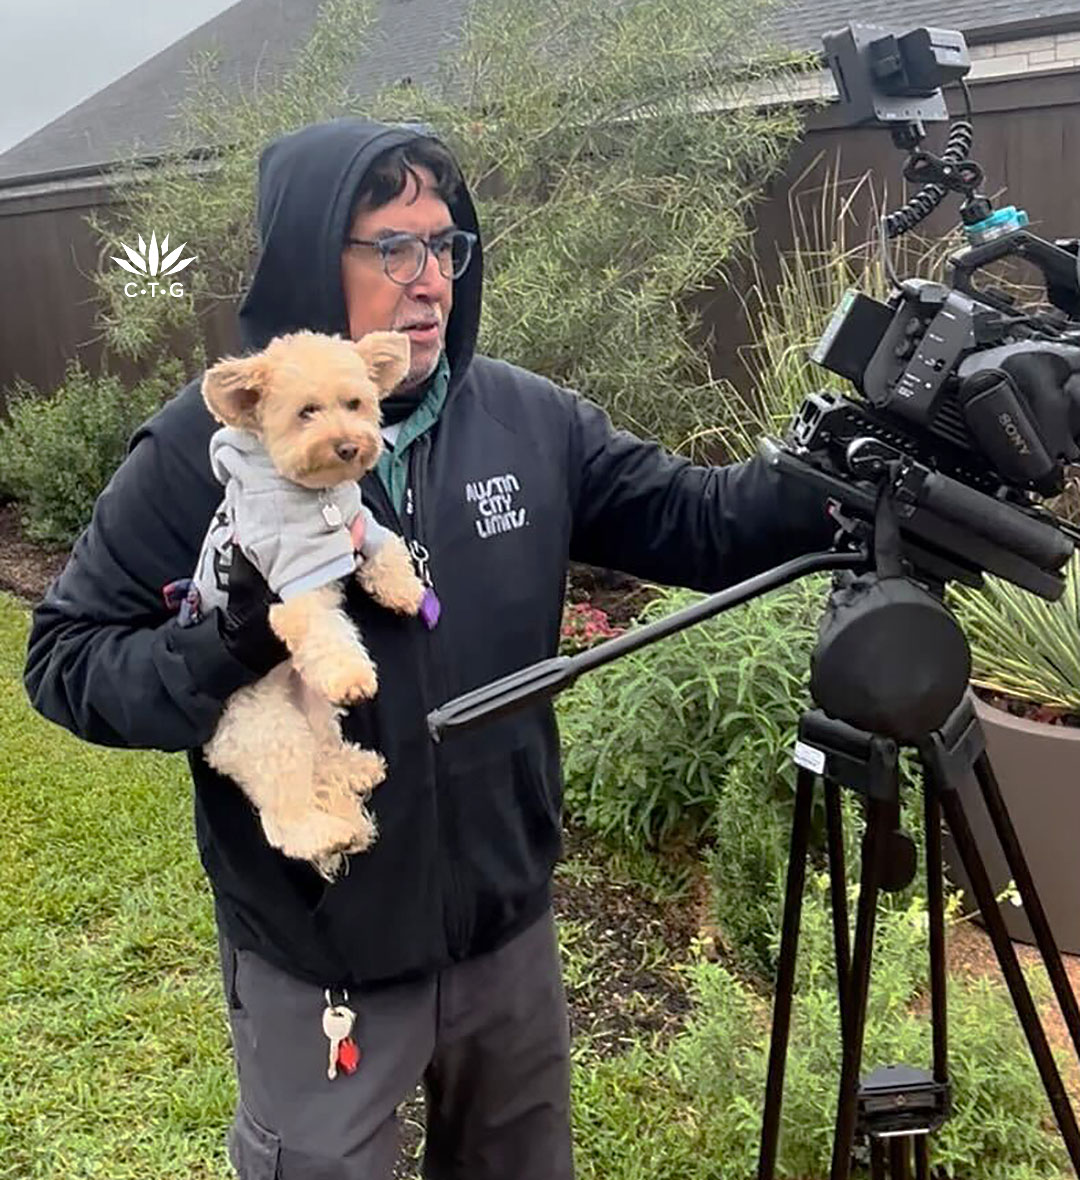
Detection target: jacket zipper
<box><xmin>405</xmin><ymin>435</ymin><xmax>470</xmax><ymax>958</ymax></box>
<box><xmin>354</xmin><ymin>468</ymin><xmax>458</xmax><ymax>967</ymax></box>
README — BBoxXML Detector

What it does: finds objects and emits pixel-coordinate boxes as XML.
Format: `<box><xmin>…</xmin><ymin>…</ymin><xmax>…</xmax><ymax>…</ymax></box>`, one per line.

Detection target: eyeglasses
<box><xmin>344</xmin><ymin>228</ymin><xmax>478</xmax><ymax>286</ymax></box>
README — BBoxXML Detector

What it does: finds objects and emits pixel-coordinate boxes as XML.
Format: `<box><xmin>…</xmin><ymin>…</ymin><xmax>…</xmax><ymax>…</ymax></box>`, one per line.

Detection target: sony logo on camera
<box><xmin>997</xmin><ymin>411</ymin><xmax>1032</xmax><ymax>456</ymax></box>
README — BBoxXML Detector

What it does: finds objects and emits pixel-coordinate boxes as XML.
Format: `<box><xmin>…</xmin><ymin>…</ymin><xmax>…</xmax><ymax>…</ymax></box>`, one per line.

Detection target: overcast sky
<box><xmin>0</xmin><ymin>0</ymin><xmax>240</xmax><ymax>154</ymax></box>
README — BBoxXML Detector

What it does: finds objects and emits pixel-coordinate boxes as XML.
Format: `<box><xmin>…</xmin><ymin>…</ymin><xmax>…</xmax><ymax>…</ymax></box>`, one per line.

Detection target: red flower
<box><xmin>560</xmin><ymin>602</ymin><xmax>624</xmax><ymax>654</ymax></box>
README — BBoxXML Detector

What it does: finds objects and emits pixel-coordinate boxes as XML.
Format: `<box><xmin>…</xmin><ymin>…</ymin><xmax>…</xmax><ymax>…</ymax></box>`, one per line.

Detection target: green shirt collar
<box><xmin>375</xmin><ymin>353</ymin><xmax>450</xmax><ymax>513</ymax></box>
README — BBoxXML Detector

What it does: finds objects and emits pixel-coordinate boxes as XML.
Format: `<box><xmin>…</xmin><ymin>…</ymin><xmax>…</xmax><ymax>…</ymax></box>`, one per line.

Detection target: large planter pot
<box><xmin>942</xmin><ymin>696</ymin><xmax>1080</xmax><ymax>954</ymax></box>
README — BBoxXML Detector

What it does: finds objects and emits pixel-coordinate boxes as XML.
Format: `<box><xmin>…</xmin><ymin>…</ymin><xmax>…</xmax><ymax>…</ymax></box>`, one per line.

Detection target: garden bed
<box><xmin>4</xmin><ymin>509</ymin><xmax>1078</xmax><ymax>1179</ymax></box>
<box><xmin>0</xmin><ymin>502</ymin><xmax>67</xmax><ymax>603</ymax></box>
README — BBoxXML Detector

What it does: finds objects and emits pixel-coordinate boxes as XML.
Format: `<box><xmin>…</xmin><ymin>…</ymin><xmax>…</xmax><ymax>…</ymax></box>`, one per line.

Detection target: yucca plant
<box><xmin>953</xmin><ymin>557</ymin><xmax>1080</xmax><ymax>722</ymax></box>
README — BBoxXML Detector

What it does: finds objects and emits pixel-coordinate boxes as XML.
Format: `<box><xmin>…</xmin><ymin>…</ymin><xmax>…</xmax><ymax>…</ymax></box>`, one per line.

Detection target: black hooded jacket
<box><xmin>24</xmin><ymin>119</ymin><xmax>831</xmax><ymax>988</ymax></box>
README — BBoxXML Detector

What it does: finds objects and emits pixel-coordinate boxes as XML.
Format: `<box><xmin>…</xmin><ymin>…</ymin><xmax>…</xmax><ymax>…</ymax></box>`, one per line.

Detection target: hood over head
<box><xmin>208</xmin><ymin>425</ymin><xmax>274</xmax><ymax>488</ymax></box>
<box><xmin>238</xmin><ymin>119</ymin><xmax>482</xmax><ymax>395</ymax></box>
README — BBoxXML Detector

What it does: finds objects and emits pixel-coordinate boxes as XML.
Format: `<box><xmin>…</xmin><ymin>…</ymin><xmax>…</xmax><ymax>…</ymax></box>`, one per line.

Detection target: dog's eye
<box><xmin>345</xmin><ymin>398</ymin><xmax>362</xmax><ymax>411</ymax></box>
<box><xmin>298</xmin><ymin>403</ymin><xmax>320</xmax><ymax>420</ymax></box>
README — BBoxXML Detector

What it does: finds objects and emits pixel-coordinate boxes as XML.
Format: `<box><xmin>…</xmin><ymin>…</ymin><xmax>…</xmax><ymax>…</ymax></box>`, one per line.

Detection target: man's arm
<box><xmin>565</xmin><ymin>391</ymin><xmax>833</xmax><ymax>590</ymax></box>
<box><xmin>23</xmin><ymin>412</ymin><xmax>266</xmax><ymax>752</ymax></box>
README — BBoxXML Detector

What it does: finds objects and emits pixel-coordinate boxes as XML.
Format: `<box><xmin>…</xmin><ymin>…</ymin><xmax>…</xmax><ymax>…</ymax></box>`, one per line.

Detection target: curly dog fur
<box><xmin>200</xmin><ymin>330</ymin><xmax>425</xmax><ymax>878</ymax></box>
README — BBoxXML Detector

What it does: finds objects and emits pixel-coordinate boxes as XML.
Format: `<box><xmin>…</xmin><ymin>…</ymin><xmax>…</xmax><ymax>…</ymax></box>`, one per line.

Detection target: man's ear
<box><xmin>202</xmin><ymin>355</ymin><xmax>266</xmax><ymax>428</ymax></box>
<box><xmin>354</xmin><ymin>331</ymin><xmax>411</xmax><ymax>398</ymax></box>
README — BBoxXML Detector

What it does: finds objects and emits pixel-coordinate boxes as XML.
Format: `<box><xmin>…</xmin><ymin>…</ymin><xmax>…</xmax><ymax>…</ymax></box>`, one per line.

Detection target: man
<box><xmin>24</xmin><ymin>119</ymin><xmax>831</xmax><ymax>1179</ymax></box>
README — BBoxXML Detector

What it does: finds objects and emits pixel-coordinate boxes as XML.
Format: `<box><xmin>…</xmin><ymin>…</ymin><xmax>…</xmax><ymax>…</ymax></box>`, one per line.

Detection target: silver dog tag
<box><xmin>322</xmin><ymin>502</ymin><xmax>343</xmax><ymax>528</ymax></box>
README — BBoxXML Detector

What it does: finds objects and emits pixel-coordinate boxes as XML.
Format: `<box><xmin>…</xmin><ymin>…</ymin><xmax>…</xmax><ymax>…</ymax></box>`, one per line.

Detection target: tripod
<box><xmin>757</xmin><ymin>694</ymin><xmax>1080</xmax><ymax>1180</ymax></box>
<box><xmin>422</xmin><ymin>479</ymin><xmax>1080</xmax><ymax>1175</ymax></box>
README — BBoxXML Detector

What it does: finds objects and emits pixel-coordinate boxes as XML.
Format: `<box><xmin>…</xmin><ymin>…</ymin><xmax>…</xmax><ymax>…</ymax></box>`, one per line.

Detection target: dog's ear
<box><xmin>353</xmin><ymin>331</ymin><xmax>411</xmax><ymax>398</ymax></box>
<box><xmin>202</xmin><ymin>355</ymin><xmax>267</xmax><ymax>428</ymax></box>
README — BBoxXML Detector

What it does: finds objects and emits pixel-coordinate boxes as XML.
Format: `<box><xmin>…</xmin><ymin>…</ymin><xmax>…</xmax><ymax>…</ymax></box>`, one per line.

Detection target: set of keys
<box><xmin>322</xmin><ymin>990</ymin><xmax>361</xmax><ymax>1080</ymax></box>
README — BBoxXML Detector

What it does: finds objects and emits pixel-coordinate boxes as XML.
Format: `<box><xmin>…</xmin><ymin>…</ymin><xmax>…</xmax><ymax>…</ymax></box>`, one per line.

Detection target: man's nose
<box><xmin>407</xmin><ymin>248</ymin><xmax>448</xmax><ymax>297</ymax></box>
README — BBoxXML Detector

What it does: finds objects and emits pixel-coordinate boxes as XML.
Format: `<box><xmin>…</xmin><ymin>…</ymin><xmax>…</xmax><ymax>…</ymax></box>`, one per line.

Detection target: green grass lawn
<box><xmin>0</xmin><ymin>593</ymin><xmax>234</xmax><ymax>1179</ymax></box>
<box><xmin>2</xmin><ymin>590</ymin><xmax>1069</xmax><ymax>1180</ymax></box>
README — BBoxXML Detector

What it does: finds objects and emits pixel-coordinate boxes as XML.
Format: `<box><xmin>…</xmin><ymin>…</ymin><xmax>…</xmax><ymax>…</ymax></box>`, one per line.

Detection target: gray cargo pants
<box><xmin>218</xmin><ymin>909</ymin><xmax>574</xmax><ymax>1179</ymax></box>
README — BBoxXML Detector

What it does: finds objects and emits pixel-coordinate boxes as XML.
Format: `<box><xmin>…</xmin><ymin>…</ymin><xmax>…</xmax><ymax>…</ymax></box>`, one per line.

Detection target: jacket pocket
<box><xmin>228</xmin><ymin>1102</ymin><xmax>281</xmax><ymax>1180</ymax></box>
<box><xmin>447</xmin><ymin>744</ymin><xmax>563</xmax><ymax>947</ymax></box>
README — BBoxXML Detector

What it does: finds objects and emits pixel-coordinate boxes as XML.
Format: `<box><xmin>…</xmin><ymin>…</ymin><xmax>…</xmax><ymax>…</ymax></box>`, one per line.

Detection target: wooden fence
<box><xmin>1</xmin><ymin>68</ymin><xmax>1078</xmax><ymax>409</ymax></box>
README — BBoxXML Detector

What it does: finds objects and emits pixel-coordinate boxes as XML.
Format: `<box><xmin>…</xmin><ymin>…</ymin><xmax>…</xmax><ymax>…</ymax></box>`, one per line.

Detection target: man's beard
<box><xmin>400</xmin><ymin>347</ymin><xmax>442</xmax><ymax>393</ymax></box>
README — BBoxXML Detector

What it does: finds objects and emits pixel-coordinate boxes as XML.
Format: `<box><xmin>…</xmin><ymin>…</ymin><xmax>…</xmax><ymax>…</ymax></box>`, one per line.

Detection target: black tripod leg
<box><xmin>914</xmin><ymin>1135</ymin><xmax>930</xmax><ymax>1180</ymax></box>
<box><xmin>924</xmin><ymin>788</ymin><xmax>948</xmax><ymax>1086</ymax></box>
<box><xmin>830</xmin><ymin>796</ymin><xmax>889</xmax><ymax>1180</ymax></box>
<box><xmin>757</xmin><ymin>768</ymin><xmax>816</xmax><ymax>1180</ymax></box>
<box><xmin>825</xmin><ymin>780</ymin><xmax>851</xmax><ymax>1042</ymax></box>
<box><xmin>938</xmin><ymin>782</ymin><xmax>1080</xmax><ymax>1174</ymax></box>
<box><xmin>869</xmin><ymin>1139</ymin><xmax>887</xmax><ymax>1180</ymax></box>
<box><xmin>973</xmin><ymin>752</ymin><xmax>1080</xmax><ymax>1067</ymax></box>
<box><xmin>889</xmin><ymin>1138</ymin><xmax>911</xmax><ymax>1180</ymax></box>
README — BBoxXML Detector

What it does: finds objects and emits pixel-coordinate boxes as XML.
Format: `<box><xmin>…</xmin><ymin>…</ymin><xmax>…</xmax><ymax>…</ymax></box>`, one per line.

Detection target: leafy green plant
<box><xmin>700</xmin><ymin>757</ymin><xmax>793</xmax><ymax>974</ymax></box>
<box><xmin>557</xmin><ymin>578</ymin><xmax>826</xmax><ymax>848</ymax></box>
<box><xmin>0</xmin><ymin>357</ymin><xmax>187</xmax><ymax>544</ymax></box>
<box><xmin>573</xmin><ymin>896</ymin><xmax>1067</xmax><ymax>1180</ymax></box>
<box><xmin>952</xmin><ymin>554</ymin><xmax>1080</xmax><ymax>719</ymax></box>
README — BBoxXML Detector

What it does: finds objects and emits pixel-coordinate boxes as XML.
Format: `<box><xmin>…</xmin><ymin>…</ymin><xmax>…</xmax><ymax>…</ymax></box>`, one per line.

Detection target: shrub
<box><xmin>0</xmin><ymin>358</ymin><xmax>186</xmax><ymax>544</ymax></box>
<box><xmin>96</xmin><ymin>0</ymin><xmax>810</xmax><ymax>455</ymax></box>
<box><xmin>573</xmin><ymin>901</ymin><xmax>1067</xmax><ymax>1180</ymax></box>
<box><xmin>556</xmin><ymin>575</ymin><xmax>932</xmax><ymax>976</ymax></box>
<box><xmin>372</xmin><ymin>0</ymin><xmax>811</xmax><ymax>456</ymax></box>
<box><xmin>557</xmin><ymin>578</ymin><xmax>826</xmax><ymax>848</ymax></box>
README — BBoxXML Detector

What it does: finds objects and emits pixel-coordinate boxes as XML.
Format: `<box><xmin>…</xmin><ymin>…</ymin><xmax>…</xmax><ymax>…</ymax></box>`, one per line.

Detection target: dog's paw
<box><xmin>359</xmin><ymin>567</ymin><xmax>426</xmax><ymax>615</ymax></box>
<box><xmin>337</xmin><ymin>745</ymin><xmax>387</xmax><ymax>795</ymax></box>
<box><xmin>309</xmin><ymin>653</ymin><xmax>378</xmax><ymax>704</ymax></box>
<box><xmin>310</xmin><ymin>810</ymin><xmax>376</xmax><ymax>879</ymax></box>
<box><xmin>357</xmin><ymin>538</ymin><xmax>427</xmax><ymax>616</ymax></box>
<box><xmin>262</xmin><ymin>808</ymin><xmax>367</xmax><ymax>864</ymax></box>
<box><xmin>311</xmin><ymin>851</ymin><xmax>345</xmax><ymax>881</ymax></box>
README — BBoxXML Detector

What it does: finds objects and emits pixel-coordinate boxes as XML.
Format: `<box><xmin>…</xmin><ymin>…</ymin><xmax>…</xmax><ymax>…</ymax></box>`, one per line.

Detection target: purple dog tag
<box><xmin>420</xmin><ymin>587</ymin><xmax>441</xmax><ymax>630</ymax></box>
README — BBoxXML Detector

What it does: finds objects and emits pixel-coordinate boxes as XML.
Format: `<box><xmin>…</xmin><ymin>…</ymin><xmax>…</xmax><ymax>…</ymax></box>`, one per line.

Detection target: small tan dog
<box><xmin>192</xmin><ymin>330</ymin><xmax>425</xmax><ymax>878</ymax></box>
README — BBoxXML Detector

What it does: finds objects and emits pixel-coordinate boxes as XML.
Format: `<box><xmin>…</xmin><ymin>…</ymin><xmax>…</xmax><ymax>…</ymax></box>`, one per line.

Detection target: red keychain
<box><xmin>336</xmin><ymin>1036</ymin><xmax>361</xmax><ymax>1075</ymax></box>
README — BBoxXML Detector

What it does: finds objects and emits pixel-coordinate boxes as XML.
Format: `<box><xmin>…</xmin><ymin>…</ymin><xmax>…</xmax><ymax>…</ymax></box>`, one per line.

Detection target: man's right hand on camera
<box><xmin>216</xmin><ymin>545</ymin><xmax>289</xmax><ymax>676</ymax></box>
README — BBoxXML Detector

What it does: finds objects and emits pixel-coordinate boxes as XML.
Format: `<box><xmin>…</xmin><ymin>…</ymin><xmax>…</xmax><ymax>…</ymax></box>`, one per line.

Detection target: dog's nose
<box><xmin>335</xmin><ymin>443</ymin><xmax>358</xmax><ymax>461</ymax></box>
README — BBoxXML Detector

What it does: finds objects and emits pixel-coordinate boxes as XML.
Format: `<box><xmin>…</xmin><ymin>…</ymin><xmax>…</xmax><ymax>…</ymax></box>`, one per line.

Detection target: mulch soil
<box><xmin>0</xmin><ymin>503</ymin><xmax>68</xmax><ymax>604</ymax></box>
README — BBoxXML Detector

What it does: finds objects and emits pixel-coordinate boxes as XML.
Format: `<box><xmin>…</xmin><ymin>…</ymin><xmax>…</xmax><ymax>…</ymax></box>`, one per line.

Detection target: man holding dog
<box><xmin>24</xmin><ymin>120</ymin><xmax>831</xmax><ymax>1179</ymax></box>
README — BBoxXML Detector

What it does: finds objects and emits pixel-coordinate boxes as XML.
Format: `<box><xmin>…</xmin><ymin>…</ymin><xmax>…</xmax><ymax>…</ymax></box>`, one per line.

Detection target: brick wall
<box><xmin>967</xmin><ymin>31</ymin><xmax>1080</xmax><ymax>77</ymax></box>
<box><xmin>746</xmin><ymin>32</ymin><xmax>1080</xmax><ymax>107</ymax></box>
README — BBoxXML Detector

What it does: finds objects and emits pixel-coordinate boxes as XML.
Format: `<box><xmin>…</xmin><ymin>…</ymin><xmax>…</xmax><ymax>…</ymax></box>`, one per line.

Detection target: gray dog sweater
<box><xmin>191</xmin><ymin>426</ymin><xmax>393</xmax><ymax>615</ymax></box>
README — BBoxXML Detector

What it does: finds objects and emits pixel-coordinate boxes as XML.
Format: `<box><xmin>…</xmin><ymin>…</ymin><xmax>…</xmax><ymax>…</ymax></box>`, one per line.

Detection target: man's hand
<box><xmin>216</xmin><ymin>546</ymin><xmax>289</xmax><ymax>676</ymax></box>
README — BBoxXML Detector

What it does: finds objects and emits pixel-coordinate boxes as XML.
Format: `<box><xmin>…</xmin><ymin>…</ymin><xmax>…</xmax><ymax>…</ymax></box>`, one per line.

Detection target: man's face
<box><xmin>341</xmin><ymin>166</ymin><xmax>454</xmax><ymax>392</ymax></box>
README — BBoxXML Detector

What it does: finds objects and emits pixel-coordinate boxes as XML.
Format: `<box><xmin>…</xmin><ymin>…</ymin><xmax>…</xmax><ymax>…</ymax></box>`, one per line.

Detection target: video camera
<box><xmin>762</xmin><ymin>24</ymin><xmax>1080</xmax><ymax>601</ymax></box>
